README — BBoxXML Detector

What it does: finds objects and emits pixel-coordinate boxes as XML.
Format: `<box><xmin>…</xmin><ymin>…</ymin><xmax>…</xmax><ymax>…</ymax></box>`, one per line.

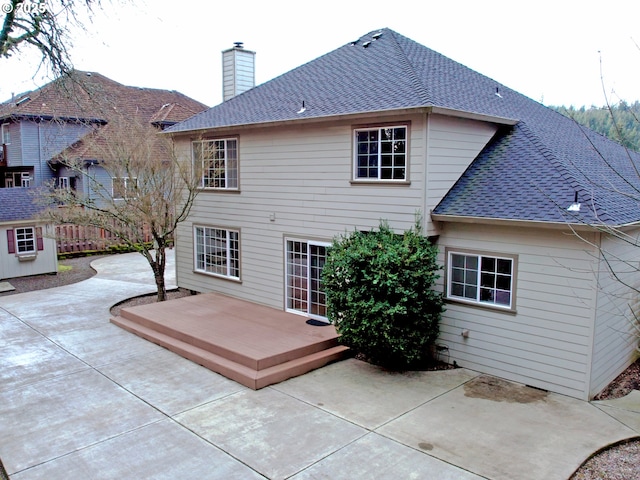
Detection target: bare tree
<box><xmin>1</xmin><ymin>0</ymin><xmax>99</xmax><ymax>77</ymax></box>
<box><xmin>39</xmin><ymin>113</ymin><xmax>201</xmax><ymax>301</ymax></box>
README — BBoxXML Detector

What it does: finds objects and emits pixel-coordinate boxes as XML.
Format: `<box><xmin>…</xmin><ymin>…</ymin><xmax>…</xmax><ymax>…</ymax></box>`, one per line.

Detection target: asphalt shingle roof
<box><xmin>0</xmin><ymin>188</ymin><xmax>46</xmax><ymax>222</ymax></box>
<box><xmin>167</xmin><ymin>28</ymin><xmax>640</xmax><ymax>226</ymax></box>
<box><xmin>0</xmin><ymin>71</ymin><xmax>208</xmax><ymax>124</ymax></box>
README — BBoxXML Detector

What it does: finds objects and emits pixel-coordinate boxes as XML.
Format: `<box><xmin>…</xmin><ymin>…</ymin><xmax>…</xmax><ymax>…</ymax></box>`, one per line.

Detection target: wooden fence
<box><xmin>55</xmin><ymin>224</ymin><xmax>153</xmax><ymax>255</ymax></box>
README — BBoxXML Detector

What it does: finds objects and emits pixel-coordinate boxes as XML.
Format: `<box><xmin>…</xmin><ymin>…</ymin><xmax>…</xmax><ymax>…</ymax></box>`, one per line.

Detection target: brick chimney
<box><xmin>222</xmin><ymin>42</ymin><xmax>256</xmax><ymax>101</ymax></box>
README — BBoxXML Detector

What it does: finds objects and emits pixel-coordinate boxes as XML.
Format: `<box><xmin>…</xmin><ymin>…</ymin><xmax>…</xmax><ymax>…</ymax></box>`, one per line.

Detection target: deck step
<box><xmin>112</xmin><ymin>314</ymin><xmax>350</xmax><ymax>389</ymax></box>
<box><xmin>109</xmin><ymin>292</ymin><xmax>350</xmax><ymax>389</ymax></box>
<box><xmin>117</xmin><ymin>306</ymin><xmax>340</xmax><ymax>371</ymax></box>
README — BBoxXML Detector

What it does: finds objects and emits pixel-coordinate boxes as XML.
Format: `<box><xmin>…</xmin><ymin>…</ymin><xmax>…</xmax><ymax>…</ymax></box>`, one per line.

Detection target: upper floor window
<box><xmin>4</xmin><ymin>171</ymin><xmax>32</xmax><ymax>188</ymax></box>
<box><xmin>447</xmin><ymin>250</ymin><xmax>516</xmax><ymax>310</ymax></box>
<box><xmin>354</xmin><ymin>126</ymin><xmax>407</xmax><ymax>181</ymax></box>
<box><xmin>112</xmin><ymin>177</ymin><xmax>138</xmax><ymax>200</ymax></box>
<box><xmin>1</xmin><ymin>123</ymin><xmax>10</xmax><ymax>145</ymax></box>
<box><xmin>193</xmin><ymin>138</ymin><xmax>238</xmax><ymax>189</ymax></box>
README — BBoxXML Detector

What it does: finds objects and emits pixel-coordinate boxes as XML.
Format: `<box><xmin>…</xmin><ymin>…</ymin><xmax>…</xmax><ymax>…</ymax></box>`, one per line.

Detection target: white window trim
<box><xmin>193</xmin><ymin>225</ymin><xmax>240</xmax><ymax>280</ymax></box>
<box><xmin>112</xmin><ymin>177</ymin><xmax>138</xmax><ymax>200</ymax></box>
<box><xmin>192</xmin><ymin>138</ymin><xmax>239</xmax><ymax>190</ymax></box>
<box><xmin>446</xmin><ymin>249</ymin><xmax>517</xmax><ymax>311</ymax></box>
<box><xmin>353</xmin><ymin>125</ymin><xmax>408</xmax><ymax>182</ymax></box>
<box><xmin>59</xmin><ymin>177</ymin><xmax>70</xmax><ymax>190</ymax></box>
<box><xmin>284</xmin><ymin>238</ymin><xmax>331</xmax><ymax>320</ymax></box>
<box><xmin>15</xmin><ymin>226</ymin><xmax>37</xmax><ymax>255</ymax></box>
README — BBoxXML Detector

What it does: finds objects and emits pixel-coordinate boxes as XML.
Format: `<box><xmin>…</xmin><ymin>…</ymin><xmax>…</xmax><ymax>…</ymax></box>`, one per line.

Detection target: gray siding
<box><xmin>437</xmin><ymin>223</ymin><xmax>598</xmax><ymax>400</ymax></box>
<box><xmin>426</xmin><ymin>115</ymin><xmax>497</xmax><ymax>235</ymax></box>
<box><xmin>176</xmin><ymin>114</ymin><xmax>428</xmax><ymax>309</ymax></box>
<box><xmin>171</xmin><ymin>110</ymin><xmax>623</xmax><ymax>400</ymax></box>
<box><xmin>590</xmin><ymin>230</ymin><xmax>640</xmax><ymax>397</ymax></box>
<box><xmin>18</xmin><ymin>120</ymin><xmax>91</xmax><ymax>187</ymax></box>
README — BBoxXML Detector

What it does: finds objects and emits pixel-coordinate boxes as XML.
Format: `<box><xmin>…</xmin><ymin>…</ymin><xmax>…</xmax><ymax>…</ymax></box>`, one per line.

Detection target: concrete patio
<box><xmin>0</xmin><ymin>251</ymin><xmax>638</xmax><ymax>479</ymax></box>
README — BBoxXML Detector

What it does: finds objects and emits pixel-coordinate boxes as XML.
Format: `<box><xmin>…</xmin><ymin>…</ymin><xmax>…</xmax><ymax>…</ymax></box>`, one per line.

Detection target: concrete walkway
<box><xmin>0</xmin><ymin>251</ymin><xmax>638</xmax><ymax>480</ymax></box>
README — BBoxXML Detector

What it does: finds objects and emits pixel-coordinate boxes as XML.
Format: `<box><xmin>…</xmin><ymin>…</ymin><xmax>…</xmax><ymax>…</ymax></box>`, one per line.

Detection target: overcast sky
<box><xmin>2</xmin><ymin>0</ymin><xmax>640</xmax><ymax>108</ymax></box>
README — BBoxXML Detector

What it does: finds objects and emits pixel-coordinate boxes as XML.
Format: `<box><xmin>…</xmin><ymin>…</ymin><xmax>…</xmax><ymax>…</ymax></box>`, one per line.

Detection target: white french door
<box><xmin>285</xmin><ymin>239</ymin><xmax>329</xmax><ymax>320</ymax></box>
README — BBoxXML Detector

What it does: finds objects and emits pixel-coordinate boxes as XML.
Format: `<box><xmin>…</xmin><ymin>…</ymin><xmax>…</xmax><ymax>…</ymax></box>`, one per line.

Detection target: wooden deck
<box><xmin>110</xmin><ymin>292</ymin><xmax>349</xmax><ymax>389</ymax></box>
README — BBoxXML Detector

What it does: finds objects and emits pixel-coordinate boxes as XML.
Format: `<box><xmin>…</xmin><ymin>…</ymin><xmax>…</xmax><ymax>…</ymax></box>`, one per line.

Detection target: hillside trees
<box><xmin>553</xmin><ymin>101</ymin><xmax>640</xmax><ymax>152</ymax></box>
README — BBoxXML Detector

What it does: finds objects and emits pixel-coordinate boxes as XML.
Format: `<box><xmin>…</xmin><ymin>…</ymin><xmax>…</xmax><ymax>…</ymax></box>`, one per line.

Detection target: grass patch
<box><xmin>57</xmin><ymin>264</ymin><xmax>73</xmax><ymax>273</ymax></box>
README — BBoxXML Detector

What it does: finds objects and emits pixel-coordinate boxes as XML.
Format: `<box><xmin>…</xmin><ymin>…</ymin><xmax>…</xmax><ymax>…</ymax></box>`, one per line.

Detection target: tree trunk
<box><xmin>153</xmin><ymin>246</ymin><xmax>167</xmax><ymax>302</ymax></box>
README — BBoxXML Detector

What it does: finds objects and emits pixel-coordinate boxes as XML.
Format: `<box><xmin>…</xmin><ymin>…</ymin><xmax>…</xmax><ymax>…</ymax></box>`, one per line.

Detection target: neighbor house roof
<box><xmin>0</xmin><ymin>71</ymin><xmax>209</xmax><ymax>164</ymax></box>
<box><xmin>166</xmin><ymin>28</ymin><xmax>640</xmax><ymax>227</ymax></box>
<box><xmin>0</xmin><ymin>71</ymin><xmax>208</xmax><ymax>125</ymax></box>
<box><xmin>0</xmin><ymin>188</ymin><xmax>46</xmax><ymax>223</ymax></box>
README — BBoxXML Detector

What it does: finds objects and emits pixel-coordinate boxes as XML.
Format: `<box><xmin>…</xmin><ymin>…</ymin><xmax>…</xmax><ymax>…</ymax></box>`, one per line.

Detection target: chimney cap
<box><xmin>233</xmin><ymin>42</ymin><xmax>244</xmax><ymax>49</ymax></box>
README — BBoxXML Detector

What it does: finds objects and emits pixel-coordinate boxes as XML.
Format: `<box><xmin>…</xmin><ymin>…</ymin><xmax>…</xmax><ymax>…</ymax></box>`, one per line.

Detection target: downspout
<box><xmin>423</xmin><ymin>110</ymin><xmax>433</xmax><ymax>236</ymax></box>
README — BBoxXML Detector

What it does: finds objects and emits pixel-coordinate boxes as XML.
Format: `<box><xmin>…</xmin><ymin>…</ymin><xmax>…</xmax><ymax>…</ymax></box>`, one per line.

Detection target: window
<box><xmin>194</xmin><ymin>226</ymin><xmax>240</xmax><ymax>279</ymax></box>
<box><xmin>112</xmin><ymin>177</ymin><xmax>137</xmax><ymax>200</ymax></box>
<box><xmin>354</xmin><ymin>126</ymin><xmax>407</xmax><ymax>181</ymax></box>
<box><xmin>58</xmin><ymin>177</ymin><xmax>70</xmax><ymax>190</ymax></box>
<box><xmin>193</xmin><ymin>138</ymin><xmax>238</xmax><ymax>189</ymax></box>
<box><xmin>15</xmin><ymin>227</ymin><xmax>36</xmax><ymax>254</ymax></box>
<box><xmin>20</xmin><ymin>173</ymin><xmax>31</xmax><ymax>187</ymax></box>
<box><xmin>285</xmin><ymin>239</ymin><xmax>329</xmax><ymax>319</ymax></box>
<box><xmin>1</xmin><ymin>123</ymin><xmax>10</xmax><ymax>145</ymax></box>
<box><xmin>447</xmin><ymin>250</ymin><xmax>515</xmax><ymax>309</ymax></box>
<box><xmin>4</xmin><ymin>171</ymin><xmax>32</xmax><ymax>188</ymax></box>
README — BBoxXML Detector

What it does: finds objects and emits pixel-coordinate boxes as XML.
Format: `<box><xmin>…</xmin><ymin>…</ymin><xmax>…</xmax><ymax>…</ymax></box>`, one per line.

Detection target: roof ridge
<box><xmin>385</xmin><ymin>29</ymin><xmax>433</xmax><ymax>106</ymax></box>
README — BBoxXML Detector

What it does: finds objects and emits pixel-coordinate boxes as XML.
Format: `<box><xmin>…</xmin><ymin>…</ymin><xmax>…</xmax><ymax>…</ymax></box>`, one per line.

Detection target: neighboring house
<box><xmin>166</xmin><ymin>29</ymin><xmax>640</xmax><ymax>400</ymax></box>
<box><xmin>0</xmin><ymin>188</ymin><xmax>57</xmax><ymax>279</ymax></box>
<box><xmin>0</xmin><ymin>71</ymin><xmax>208</xmax><ymax>196</ymax></box>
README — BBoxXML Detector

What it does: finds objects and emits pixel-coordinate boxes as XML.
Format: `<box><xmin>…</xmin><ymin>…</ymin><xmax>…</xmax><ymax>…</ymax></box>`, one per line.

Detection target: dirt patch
<box><xmin>464</xmin><ymin>375</ymin><xmax>549</xmax><ymax>404</ymax></box>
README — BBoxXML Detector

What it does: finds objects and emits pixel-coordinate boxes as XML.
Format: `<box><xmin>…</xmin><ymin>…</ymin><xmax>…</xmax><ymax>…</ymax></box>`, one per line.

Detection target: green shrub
<box><xmin>322</xmin><ymin>219</ymin><xmax>445</xmax><ymax>369</ymax></box>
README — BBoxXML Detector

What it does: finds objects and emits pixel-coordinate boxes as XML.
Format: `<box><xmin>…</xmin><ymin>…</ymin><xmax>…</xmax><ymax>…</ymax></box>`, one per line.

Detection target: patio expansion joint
<box><xmin>166</xmin><ymin>411</ymin><xmax>266</xmax><ymax>478</ymax></box>
<box><xmin>268</xmin><ymin>381</ymin><xmax>488</xmax><ymax>479</ymax></box>
<box><xmin>8</xmin><ymin>419</ymin><xmax>170</xmax><ymax>479</ymax></box>
<box><xmin>373</xmin><ymin>372</ymin><xmax>482</xmax><ymax>432</ymax></box>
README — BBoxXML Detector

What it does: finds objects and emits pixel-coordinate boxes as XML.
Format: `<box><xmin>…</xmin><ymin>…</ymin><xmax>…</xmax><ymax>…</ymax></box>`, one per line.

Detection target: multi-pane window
<box><xmin>354</xmin><ymin>126</ymin><xmax>407</xmax><ymax>181</ymax></box>
<box><xmin>285</xmin><ymin>239</ymin><xmax>329</xmax><ymax>319</ymax></box>
<box><xmin>112</xmin><ymin>177</ymin><xmax>137</xmax><ymax>200</ymax></box>
<box><xmin>448</xmin><ymin>251</ymin><xmax>514</xmax><ymax>308</ymax></box>
<box><xmin>194</xmin><ymin>226</ymin><xmax>240</xmax><ymax>279</ymax></box>
<box><xmin>193</xmin><ymin>138</ymin><xmax>238</xmax><ymax>189</ymax></box>
<box><xmin>15</xmin><ymin>227</ymin><xmax>36</xmax><ymax>254</ymax></box>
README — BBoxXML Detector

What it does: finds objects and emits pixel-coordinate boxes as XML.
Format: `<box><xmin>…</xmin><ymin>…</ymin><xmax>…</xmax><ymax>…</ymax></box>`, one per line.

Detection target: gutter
<box><xmin>1</xmin><ymin>114</ymin><xmax>107</xmax><ymax>125</ymax></box>
<box><xmin>163</xmin><ymin>105</ymin><xmax>519</xmax><ymax>137</ymax></box>
<box><xmin>429</xmin><ymin>212</ymin><xmax>630</xmax><ymax>232</ymax></box>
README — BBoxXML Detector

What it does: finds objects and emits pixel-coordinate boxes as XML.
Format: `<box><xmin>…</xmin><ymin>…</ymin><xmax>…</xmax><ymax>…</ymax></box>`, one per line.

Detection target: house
<box><xmin>0</xmin><ymin>188</ymin><xmax>57</xmax><ymax>279</ymax></box>
<box><xmin>165</xmin><ymin>29</ymin><xmax>640</xmax><ymax>400</ymax></box>
<box><xmin>0</xmin><ymin>71</ymin><xmax>208</xmax><ymax>195</ymax></box>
